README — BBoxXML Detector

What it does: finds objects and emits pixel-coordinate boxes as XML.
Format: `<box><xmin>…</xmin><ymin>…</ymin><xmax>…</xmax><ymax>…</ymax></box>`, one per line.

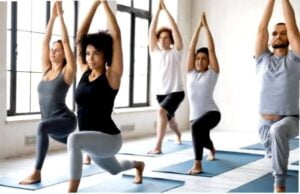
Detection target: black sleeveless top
<box><xmin>75</xmin><ymin>70</ymin><xmax>120</xmax><ymax>135</ymax></box>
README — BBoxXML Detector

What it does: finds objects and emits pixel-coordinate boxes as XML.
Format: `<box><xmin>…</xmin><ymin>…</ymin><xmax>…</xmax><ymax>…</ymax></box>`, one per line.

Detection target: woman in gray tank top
<box><xmin>20</xmin><ymin>1</ymin><xmax>77</xmax><ymax>185</ymax></box>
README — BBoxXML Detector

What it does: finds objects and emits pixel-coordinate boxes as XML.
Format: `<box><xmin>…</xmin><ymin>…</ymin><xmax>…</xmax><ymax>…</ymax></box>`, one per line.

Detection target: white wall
<box><xmin>0</xmin><ymin>0</ymin><xmax>190</xmax><ymax>159</ymax></box>
<box><xmin>190</xmin><ymin>0</ymin><xmax>300</xmax><ymax>132</ymax></box>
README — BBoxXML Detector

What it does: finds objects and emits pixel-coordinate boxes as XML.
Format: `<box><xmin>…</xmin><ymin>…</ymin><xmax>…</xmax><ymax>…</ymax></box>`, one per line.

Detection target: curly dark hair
<box><xmin>78</xmin><ymin>31</ymin><xmax>113</xmax><ymax>66</ymax></box>
<box><xmin>156</xmin><ymin>27</ymin><xmax>174</xmax><ymax>44</ymax></box>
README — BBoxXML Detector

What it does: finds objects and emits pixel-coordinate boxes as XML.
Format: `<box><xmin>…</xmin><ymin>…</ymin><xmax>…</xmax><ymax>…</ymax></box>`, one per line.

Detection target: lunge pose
<box><xmin>20</xmin><ymin>1</ymin><xmax>77</xmax><ymax>185</ymax></box>
<box><xmin>255</xmin><ymin>0</ymin><xmax>300</xmax><ymax>192</ymax></box>
<box><xmin>186</xmin><ymin>13</ymin><xmax>221</xmax><ymax>174</ymax></box>
<box><xmin>148</xmin><ymin>0</ymin><xmax>185</xmax><ymax>154</ymax></box>
<box><xmin>68</xmin><ymin>1</ymin><xmax>144</xmax><ymax>192</ymax></box>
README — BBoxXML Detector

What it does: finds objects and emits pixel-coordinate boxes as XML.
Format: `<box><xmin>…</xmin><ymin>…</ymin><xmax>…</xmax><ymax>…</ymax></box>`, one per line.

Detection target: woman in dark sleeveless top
<box><xmin>20</xmin><ymin>2</ymin><xmax>76</xmax><ymax>185</ymax></box>
<box><xmin>67</xmin><ymin>1</ymin><xmax>144</xmax><ymax>192</ymax></box>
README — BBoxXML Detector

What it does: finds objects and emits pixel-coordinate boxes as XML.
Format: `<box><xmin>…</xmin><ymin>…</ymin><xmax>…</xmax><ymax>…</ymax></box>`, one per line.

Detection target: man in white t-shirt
<box><xmin>148</xmin><ymin>0</ymin><xmax>185</xmax><ymax>154</ymax></box>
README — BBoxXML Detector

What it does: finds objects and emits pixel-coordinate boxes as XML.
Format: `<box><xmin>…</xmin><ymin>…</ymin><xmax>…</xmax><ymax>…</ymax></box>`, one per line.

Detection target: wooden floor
<box><xmin>0</xmin><ymin>130</ymin><xmax>298</xmax><ymax>193</ymax></box>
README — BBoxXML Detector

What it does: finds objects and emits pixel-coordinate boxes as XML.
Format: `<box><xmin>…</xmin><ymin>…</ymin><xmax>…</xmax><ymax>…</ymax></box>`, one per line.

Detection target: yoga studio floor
<box><xmin>0</xmin><ymin>130</ymin><xmax>298</xmax><ymax>193</ymax></box>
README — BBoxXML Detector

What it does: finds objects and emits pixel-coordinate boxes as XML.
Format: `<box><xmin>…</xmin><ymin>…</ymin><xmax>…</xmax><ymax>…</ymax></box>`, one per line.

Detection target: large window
<box><xmin>115</xmin><ymin>0</ymin><xmax>151</xmax><ymax>108</ymax></box>
<box><xmin>6</xmin><ymin>1</ymin><xmax>76</xmax><ymax>116</ymax></box>
<box><xmin>6</xmin><ymin>1</ymin><xmax>152</xmax><ymax>116</ymax></box>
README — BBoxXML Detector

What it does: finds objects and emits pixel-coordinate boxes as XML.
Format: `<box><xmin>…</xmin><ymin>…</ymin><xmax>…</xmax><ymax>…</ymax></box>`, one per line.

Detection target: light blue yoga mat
<box><xmin>80</xmin><ymin>174</ymin><xmax>185</xmax><ymax>192</ymax></box>
<box><xmin>119</xmin><ymin>140</ymin><xmax>193</xmax><ymax>157</ymax></box>
<box><xmin>153</xmin><ymin>151</ymin><xmax>264</xmax><ymax>177</ymax></box>
<box><xmin>230</xmin><ymin>170</ymin><xmax>298</xmax><ymax>193</ymax></box>
<box><xmin>241</xmin><ymin>138</ymin><xmax>299</xmax><ymax>150</ymax></box>
<box><xmin>0</xmin><ymin>163</ymin><xmax>105</xmax><ymax>190</ymax></box>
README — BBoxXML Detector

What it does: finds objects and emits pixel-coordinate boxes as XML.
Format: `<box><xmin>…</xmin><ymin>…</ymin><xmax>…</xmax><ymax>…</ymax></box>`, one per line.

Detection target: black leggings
<box><xmin>191</xmin><ymin>111</ymin><xmax>221</xmax><ymax>160</ymax></box>
<box><xmin>35</xmin><ymin>115</ymin><xmax>76</xmax><ymax>170</ymax></box>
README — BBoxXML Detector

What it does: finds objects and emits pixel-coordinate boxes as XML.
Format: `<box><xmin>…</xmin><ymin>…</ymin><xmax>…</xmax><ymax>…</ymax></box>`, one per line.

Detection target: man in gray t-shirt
<box><xmin>255</xmin><ymin>0</ymin><xmax>300</xmax><ymax>192</ymax></box>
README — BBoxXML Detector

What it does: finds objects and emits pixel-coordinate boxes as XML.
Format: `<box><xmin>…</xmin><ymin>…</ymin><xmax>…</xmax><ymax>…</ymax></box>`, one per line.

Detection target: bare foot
<box><xmin>188</xmin><ymin>160</ymin><xmax>202</xmax><ymax>175</ymax></box>
<box><xmin>68</xmin><ymin>179</ymin><xmax>80</xmax><ymax>193</ymax></box>
<box><xmin>274</xmin><ymin>185</ymin><xmax>285</xmax><ymax>192</ymax></box>
<box><xmin>19</xmin><ymin>170</ymin><xmax>41</xmax><ymax>185</ymax></box>
<box><xmin>207</xmin><ymin>148</ymin><xmax>216</xmax><ymax>161</ymax></box>
<box><xmin>147</xmin><ymin>148</ymin><xmax>162</xmax><ymax>155</ymax></box>
<box><xmin>83</xmin><ymin>155</ymin><xmax>91</xmax><ymax>165</ymax></box>
<box><xmin>175</xmin><ymin>133</ymin><xmax>182</xmax><ymax>145</ymax></box>
<box><xmin>168</xmin><ymin>118</ymin><xmax>181</xmax><ymax>144</ymax></box>
<box><xmin>188</xmin><ymin>167</ymin><xmax>202</xmax><ymax>175</ymax></box>
<box><xmin>133</xmin><ymin>161</ymin><xmax>145</xmax><ymax>184</ymax></box>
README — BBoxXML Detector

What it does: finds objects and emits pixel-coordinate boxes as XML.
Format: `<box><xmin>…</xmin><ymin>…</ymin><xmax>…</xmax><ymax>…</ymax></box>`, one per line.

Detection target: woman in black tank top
<box><xmin>67</xmin><ymin>1</ymin><xmax>144</xmax><ymax>192</ymax></box>
<box><xmin>19</xmin><ymin>2</ymin><xmax>77</xmax><ymax>185</ymax></box>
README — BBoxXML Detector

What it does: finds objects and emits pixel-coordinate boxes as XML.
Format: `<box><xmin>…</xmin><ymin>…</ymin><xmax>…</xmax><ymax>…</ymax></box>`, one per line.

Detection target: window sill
<box><xmin>5</xmin><ymin>107</ymin><xmax>157</xmax><ymax>123</ymax></box>
<box><xmin>6</xmin><ymin>114</ymin><xmax>41</xmax><ymax>124</ymax></box>
<box><xmin>114</xmin><ymin>106</ymin><xmax>157</xmax><ymax>114</ymax></box>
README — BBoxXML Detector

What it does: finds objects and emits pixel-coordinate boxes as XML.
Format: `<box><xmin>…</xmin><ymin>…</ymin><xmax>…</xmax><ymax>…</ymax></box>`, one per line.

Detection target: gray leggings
<box><xmin>67</xmin><ymin>131</ymin><xmax>134</xmax><ymax>180</ymax></box>
<box><xmin>258</xmin><ymin>116</ymin><xmax>299</xmax><ymax>187</ymax></box>
<box><xmin>35</xmin><ymin>116</ymin><xmax>76</xmax><ymax>170</ymax></box>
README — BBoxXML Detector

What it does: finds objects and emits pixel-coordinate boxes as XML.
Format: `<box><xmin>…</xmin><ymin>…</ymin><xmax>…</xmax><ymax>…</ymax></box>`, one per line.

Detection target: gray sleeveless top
<box><xmin>38</xmin><ymin>71</ymin><xmax>75</xmax><ymax>119</ymax></box>
<box><xmin>256</xmin><ymin>49</ymin><xmax>300</xmax><ymax>115</ymax></box>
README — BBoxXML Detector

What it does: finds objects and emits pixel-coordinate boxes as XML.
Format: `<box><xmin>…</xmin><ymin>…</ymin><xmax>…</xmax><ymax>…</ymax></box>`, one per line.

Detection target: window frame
<box><xmin>6</xmin><ymin>1</ymin><xmax>152</xmax><ymax>116</ymax></box>
<box><xmin>7</xmin><ymin>1</ymin><xmax>78</xmax><ymax>116</ymax></box>
<box><xmin>116</xmin><ymin>0</ymin><xmax>152</xmax><ymax>108</ymax></box>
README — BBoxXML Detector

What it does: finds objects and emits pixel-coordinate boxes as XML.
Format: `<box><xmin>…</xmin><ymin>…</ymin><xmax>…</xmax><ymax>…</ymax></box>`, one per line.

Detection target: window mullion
<box><xmin>8</xmin><ymin>2</ymin><xmax>18</xmax><ymax>116</ymax></box>
<box><xmin>73</xmin><ymin>1</ymin><xmax>79</xmax><ymax>112</ymax></box>
<box><xmin>129</xmin><ymin>12</ymin><xmax>135</xmax><ymax>107</ymax></box>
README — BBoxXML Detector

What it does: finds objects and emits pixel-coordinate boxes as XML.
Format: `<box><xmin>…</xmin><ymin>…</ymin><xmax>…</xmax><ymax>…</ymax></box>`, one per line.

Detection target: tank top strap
<box><xmin>43</xmin><ymin>68</ymin><xmax>51</xmax><ymax>76</ymax></box>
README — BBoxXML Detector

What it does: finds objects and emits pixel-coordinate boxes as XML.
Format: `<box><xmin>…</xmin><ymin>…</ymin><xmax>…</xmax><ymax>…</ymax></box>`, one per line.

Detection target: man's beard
<box><xmin>272</xmin><ymin>42</ymin><xmax>289</xmax><ymax>49</ymax></box>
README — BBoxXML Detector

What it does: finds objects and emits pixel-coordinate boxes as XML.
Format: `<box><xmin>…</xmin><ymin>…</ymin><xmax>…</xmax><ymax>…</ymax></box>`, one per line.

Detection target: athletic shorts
<box><xmin>156</xmin><ymin>91</ymin><xmax>185</xmax><ymax>120</ymax></box>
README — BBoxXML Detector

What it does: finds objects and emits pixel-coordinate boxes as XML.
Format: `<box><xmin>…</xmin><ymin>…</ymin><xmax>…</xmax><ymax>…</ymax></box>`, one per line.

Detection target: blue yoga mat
<box><xmin>153</xmin><ymin>151</ymin><xmax>264</xmax><ymax>177</ymax></box>
<box><xmin>119</xmin><ymin>140</ymin><xmax>192</xmax><ymax>157</ymax></box>
<box><xmin>80</xmin><ymin>174</ymin><xmax>185</xmax><ymax>192</ymax></box>
<box><xmin>230</xmin><ymin>170</ymin><xmax>298</xmax><ymax>192</ymax></box>
<box><xmin>291</xmin><ymin>161</ymin><xmax>299</xmax><ymax>165</ymax></box>
<box><xmin>0</xmin><ymin>163</ymin><xmax>105</xmax><ymax>190</ymax></box>
<box><xmin>241</xmin><ymin>138</ymin><xmax>299</xmax><ymax>150</ymax></box>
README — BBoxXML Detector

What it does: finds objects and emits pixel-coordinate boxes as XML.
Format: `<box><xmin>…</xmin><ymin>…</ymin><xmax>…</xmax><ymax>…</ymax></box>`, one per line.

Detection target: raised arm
<box><xmin>101</xmin><ymin>0</ymin><xmax>123</xmax><ymax>89</ymax></box>
<box><xmin>161</xmin><ymin>0</ymin><xmax>183</xmax><ymax>50</ymax></box>
<box><xmin>76</xmin><ymin>1</ymin><xmax>101</xmax><ymax>72</ymax></box>
<box><xmin>42</xmin><ymin>3</ymin><xmax>57</xmax><ymax>73</ymax></box>
<box><xmin>281</xmin><ymin>0</ymin><xmax>300</xmax><ymax>55</ymax></box>
<box><xmin>186</xmin><ymin>15</ymin><xmax>202</xmax><ymax>73</ymax></box>
<box><xmin>202</xmin><ymin>13</ymin><xmax>219</xmax><ymax>73</ymax></box>
<box><xmin>149</xmin><ymin>0</ymin><xmax>162</xmax><ymax>52</ymax></box>
<box><xmin>255</xmin><ymin>0</ymin><xmax>275</xmax><ymax>59</ymax></box>
<box><xmin>56</xmin><ymin>1</ymin><xmax>76</xmax><ymax>85</ymax></box>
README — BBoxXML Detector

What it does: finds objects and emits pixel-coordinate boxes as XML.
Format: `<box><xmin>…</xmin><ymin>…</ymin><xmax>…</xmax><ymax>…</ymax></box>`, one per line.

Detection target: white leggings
<box><xmin>67</xmin><ymin>131</ymin><xmax>134</xmax><ymax>179</ymax></box>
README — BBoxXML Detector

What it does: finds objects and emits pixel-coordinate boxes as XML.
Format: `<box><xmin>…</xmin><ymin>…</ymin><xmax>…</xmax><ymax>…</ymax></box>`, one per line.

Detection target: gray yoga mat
<box><xmin>0</xmin><ymin>163</ymin><xmax>105</xmax><ymax>190</ymax></box>
<box><xmin>119</xmin><ymin>140</ymin><xmax>193</xmax><ymax>157</ymax></box>
<box><xmin>241</xmin><ymin>138</ymin><xmax>299</xmax><ymax>151</ymax></box>
<box><xmin>80</xmin><ymin>174</ymin><xmax>185</xmax><ymax>192</ymax></box>
<box><xmin>153</xmin><ymin>151</ymin><xmax>264</xmax><ymax>177</ymax></box>
<box><xmin>230</xmin><ymin>170</ymin><xmax>298</xmax><ymax>193</ymax></box>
